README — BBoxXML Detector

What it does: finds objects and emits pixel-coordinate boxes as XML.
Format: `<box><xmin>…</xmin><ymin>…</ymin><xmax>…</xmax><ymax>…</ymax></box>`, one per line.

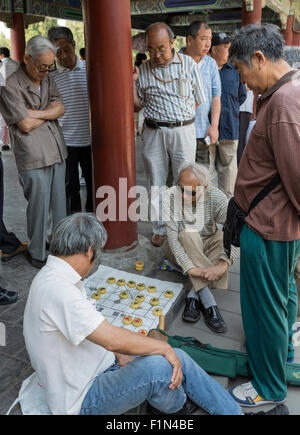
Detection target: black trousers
<box><xmin>0</xmin><ymin>157</ymin><xmax>20</xmax><ymax>254</ymax></box>
<box><xmin>66</xmin><ymin>146</ymin><xmax>93</xmax><ymax>215</ymax></box>
<box><xmin>237</xmin><ymin>112</ymin><xmax>251</xmax><ymax>166</ymax></box>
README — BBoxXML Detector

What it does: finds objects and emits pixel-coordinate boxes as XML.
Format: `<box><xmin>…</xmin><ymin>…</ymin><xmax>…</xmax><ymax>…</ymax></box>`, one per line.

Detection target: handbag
<box><xmin>223</xmin><ymin>174</ymin><xmax>281</xmax><ymax>258</ymax></box>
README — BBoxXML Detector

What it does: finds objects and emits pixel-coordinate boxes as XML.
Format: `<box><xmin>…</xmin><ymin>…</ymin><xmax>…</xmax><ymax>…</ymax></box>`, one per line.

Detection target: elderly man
<box><xmin>228</xmin><ymin>25</ymin><xmax>300</xmax><ymax>408</ymax></box>
<box><xmin>181</xmin><ymin>21</ymin><xmax>221</xmax><ymax>169</ymax></box>
<box><xmin>23</xmin><ymin>213</ymin><xmax>242</xmax><ymax>416</ymax></box>
<box><xmin>209</xmin><ymin>33</ymin><xmax>247</xmax><ymax>197</ymax></box>
<box><xmin>48</xmin><ymin>27</ymin><xmax>93</xmax><ymax>215</ymax></box>
<box><xmin>163</xmin><ymin>163</ymin><xmax>239</xmax><ymax>334</ymax></box>
<box><xmin>0</xmin><ymin>36</ymin><xmax>67</xmax><ymax>268</ymax></box>
<box><xmin>133</xmin><ymin>22</ymin><xmax>205</xmax><ymax>248</ymax></box>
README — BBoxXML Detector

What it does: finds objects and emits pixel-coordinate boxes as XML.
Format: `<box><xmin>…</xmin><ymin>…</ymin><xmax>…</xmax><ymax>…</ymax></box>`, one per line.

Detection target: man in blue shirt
<box><xmin>182</xmin><ymin>21</ymin><xmax>221</xmax><ymax>167</ymax></box>
<box><xmin>210</xmin><ymin>33</ymin><xmax>247</xmax><ymax>197</ymax></box>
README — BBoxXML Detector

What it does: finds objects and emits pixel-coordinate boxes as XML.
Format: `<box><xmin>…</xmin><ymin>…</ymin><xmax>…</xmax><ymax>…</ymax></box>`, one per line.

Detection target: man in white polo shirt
<box><xmin>23</xmin><ymin>213</ymin><xmax>243</xmax><ymax>416</ymax></box>
<box><xmin>48</xmin><ymin>27</ymin><xmax>93</xmax><ymax>214</ymax></box>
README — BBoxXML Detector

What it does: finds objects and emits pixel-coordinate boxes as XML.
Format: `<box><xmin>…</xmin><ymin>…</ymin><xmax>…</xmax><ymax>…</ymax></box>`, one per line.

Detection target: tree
<box><xmin>25</xmin><ymin>18</ymin><xmax>59</xmax><ymax>42</ymax></box>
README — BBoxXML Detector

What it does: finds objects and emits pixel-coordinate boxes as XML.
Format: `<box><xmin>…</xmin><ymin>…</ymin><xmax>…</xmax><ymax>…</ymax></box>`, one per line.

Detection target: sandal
<box><xmin>0</xmin><ymin>288</ymin><xmax>19</xmax><ymax>305</ymax></box>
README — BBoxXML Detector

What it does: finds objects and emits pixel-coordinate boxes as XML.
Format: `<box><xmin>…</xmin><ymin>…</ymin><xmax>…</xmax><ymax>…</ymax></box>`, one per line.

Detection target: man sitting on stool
<box><xmin>163</xmin><ymin>163</ymin><xmax>239</xmax><ymax>333</ymax></box>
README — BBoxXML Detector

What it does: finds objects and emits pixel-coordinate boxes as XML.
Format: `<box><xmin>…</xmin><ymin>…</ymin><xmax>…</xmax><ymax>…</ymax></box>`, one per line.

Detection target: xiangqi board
<box><xmin>84</xmin><ymin>265</ymin><xmax>183</xmax><ymax>336</ymax></box>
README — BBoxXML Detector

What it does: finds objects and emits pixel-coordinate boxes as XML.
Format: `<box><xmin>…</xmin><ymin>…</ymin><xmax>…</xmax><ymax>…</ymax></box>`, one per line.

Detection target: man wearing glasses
<box><xmin>162</xmin><ymin>163</ymin><xmax>239</xmax><ymax>333</ymax></box>
<box><xmin>0</xmin><ymin>36</ymin><xmax>67</xmax><ymax>269</ymax></box>
<box><xmin>133</xmin><ymin>22</ymin><xmax>206</xmax><ymax>248</ymax></box>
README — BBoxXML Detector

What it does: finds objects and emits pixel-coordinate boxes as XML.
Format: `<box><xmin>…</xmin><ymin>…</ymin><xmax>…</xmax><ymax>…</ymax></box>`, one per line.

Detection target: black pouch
<box><xmin>223</xmin><ymin>174</ymin><xmax>281</xmax><ymax>259</ymax></box>
<box><xmin>145</xmin><ymin>118</ymin><xmax>160</xmax><ymax>129</ymax></box>
<box><xmin>223</xmin><ymin>198</ymin><xmax>247</xmax><ymax>258</ymax></box>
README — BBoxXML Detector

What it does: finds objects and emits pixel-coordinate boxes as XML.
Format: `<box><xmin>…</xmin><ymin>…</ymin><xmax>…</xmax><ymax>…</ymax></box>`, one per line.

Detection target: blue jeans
<box><xmin>80</xmin><ymin>349</ymin><xmax>242</xmax><ymax>415</ymax></box>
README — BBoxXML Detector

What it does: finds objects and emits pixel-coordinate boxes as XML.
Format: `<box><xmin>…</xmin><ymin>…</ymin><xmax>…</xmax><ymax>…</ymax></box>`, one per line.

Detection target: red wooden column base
<box><xmin>82</xmin><ymin>0</ymin><xmax>138</xmax><ymax>250</ymax></box>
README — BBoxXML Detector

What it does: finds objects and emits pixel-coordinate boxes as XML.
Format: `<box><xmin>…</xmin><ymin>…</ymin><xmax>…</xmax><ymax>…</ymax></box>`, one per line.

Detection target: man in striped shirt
<box><xmin>133</xmin><ymin>22</ymin><xmax>206</xmax><ymax>248</ymax></box>
<box><xmin>163</xmin><ymin>163</ymin><xmax>239</xmax><ymax>333</ymax></box>
<box><xmin>48</xmin><ymin>27</ymin><xmax>93</xmax><ymax>215</ymax></box>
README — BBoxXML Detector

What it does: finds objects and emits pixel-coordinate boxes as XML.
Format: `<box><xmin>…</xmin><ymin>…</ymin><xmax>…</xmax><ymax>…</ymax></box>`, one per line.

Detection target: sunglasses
<box><xmin>177</xmin><ymin>185</ymin><xmax>200</xmax><ymax>197</ymax></box>
<box><xmin>29</xmin><ymin>56</ymin><xmax>56</xmax><ymax>73</ymax></box>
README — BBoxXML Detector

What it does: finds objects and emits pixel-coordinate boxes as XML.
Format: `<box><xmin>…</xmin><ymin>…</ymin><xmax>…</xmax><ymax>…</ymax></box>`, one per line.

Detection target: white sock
<box><xmin>198</xmin><ymin>286</ymin><xmax>216</xmax><ymax>309</ymax></box>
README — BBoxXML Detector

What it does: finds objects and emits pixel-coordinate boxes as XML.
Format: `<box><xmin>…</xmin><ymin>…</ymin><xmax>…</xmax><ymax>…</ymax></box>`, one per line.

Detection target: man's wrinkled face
<box><xmin>55</xmin><ymin>38</ymin><xmax>76</xmax><ymax>69</ymax></box>
<box><xmin>234</xmin><ymin>54</ymin><xmax>266</xmax><ymax>94</ymax></box>
<box><xmin>188</xmin><ymin>27</ymin><xmax>212</xmax><ymax>58</ymax></box>
<box><xmin>147</xmin><ymin>29</ymin><xmax>174</xmax><ymax>67</ymax></box>
<box><xmin>24</xmin><ymin>50</ymin><xmax>55</xmax><ymax>82</ymax></box>
<box><xmin>178</xmin><ymin>170</ymin><xmax>206</xmax><ymax>207</ymax></box>
<box><xmin>212</xmin><ymin>43</ymin><xmax>231</xmax><ymax>67</ymax></box>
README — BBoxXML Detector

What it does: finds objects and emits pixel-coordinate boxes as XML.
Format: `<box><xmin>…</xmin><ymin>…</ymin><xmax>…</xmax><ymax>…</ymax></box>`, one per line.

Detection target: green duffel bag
<box><xmin>149</xmin><ymin>329</ymin><xmax>300</xmax><ymax>387</ymax></box>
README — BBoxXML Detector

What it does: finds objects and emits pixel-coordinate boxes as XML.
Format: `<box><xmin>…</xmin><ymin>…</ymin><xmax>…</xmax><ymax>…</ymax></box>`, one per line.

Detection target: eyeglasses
<box><xmin>177</xmin><ymin>185</ymin><xmax>199</xmax><ymax>197</ymax></box>
<box><xmin>29</xmin><ymin>56</ymin><xmax>56</xmax><ymax>73</ymax></box>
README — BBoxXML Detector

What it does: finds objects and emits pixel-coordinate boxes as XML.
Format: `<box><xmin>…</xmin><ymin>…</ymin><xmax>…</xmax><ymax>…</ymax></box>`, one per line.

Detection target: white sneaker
<box><xmin>230</xmin><ymin>381</ymin><xmax>286</xmax><ymax>408</ymax></box>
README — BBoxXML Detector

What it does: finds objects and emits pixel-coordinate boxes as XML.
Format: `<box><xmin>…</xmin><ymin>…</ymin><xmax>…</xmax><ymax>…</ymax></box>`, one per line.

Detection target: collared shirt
<box><xmin>219</xmin><ymin>63</ymin><xmax>247</xmax><ymax>140</ymax></box>
<box><xmin>235</xmin><ymin>70</ymin><xmax>300</xmax><ymax>241</ymax></box>
<box><xmin>136</xmin><ymin>51</ymin><xmax>206</xmax><ymax>122</ymax></box>
<box><xmin>179</xmin><ymin>51</ymin><xmax>221</xmax><ymax>139</ymax></box>
<box><xmin>163</xmin><ymin>185</ymin><xmax>239</xmax><ymax>273</ymax></box>
<box><xmin>23</xmin><ymin>256</ymin><xmax>115</xmax><ymax>415</ymax></box>
<box><xmin>0</xmin><ymin>65</ymin><xmax>67</xmax><ymax>172</ymax></box>
<box><xmin>50</xmin><ymin>57</ymin><xmax>91</xmax><ymax>148</ymax></box>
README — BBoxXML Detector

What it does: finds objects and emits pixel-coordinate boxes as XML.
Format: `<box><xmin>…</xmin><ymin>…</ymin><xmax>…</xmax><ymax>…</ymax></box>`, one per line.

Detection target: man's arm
<box><xmin>28</xmin><ymin>101</ymin><xmax>65</xmax><ymax>121</ymax></box>
<box><xmin>17</xmin><ymin>101</ymin><xmax>65</xmax><ymax>134</ymax></box>
<box><xmin>205</xmin><ymin>96</ymin><xmax>221</xmax><ymax>144</ymax></box>
<box><xmin>87</xmin><ymin>319</ymin><xmax>182</xmax><ymax>390</ymax></box>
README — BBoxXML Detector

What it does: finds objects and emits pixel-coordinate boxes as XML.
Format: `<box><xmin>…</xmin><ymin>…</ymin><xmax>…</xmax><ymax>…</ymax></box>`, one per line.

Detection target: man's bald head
<box><xmin>146</xmin><ymin>22</ymin><xmax>174</xmax><ymax>43</ymax></box>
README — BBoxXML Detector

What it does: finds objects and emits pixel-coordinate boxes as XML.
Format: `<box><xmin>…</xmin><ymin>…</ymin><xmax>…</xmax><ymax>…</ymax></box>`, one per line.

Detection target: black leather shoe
<box><xmin>182</xmin><ymin>298</ymin><xmax>201</xmax><ymax>323</ymax></box>
<box><xmin>201</xmin><ymin>305</ymin><xmax>227</xmax><ymax>333</ymax></box>
<box><xmin>146</xmin><ymin>398</ymin><xmax>199</xmax><ymax>415</ymax></box>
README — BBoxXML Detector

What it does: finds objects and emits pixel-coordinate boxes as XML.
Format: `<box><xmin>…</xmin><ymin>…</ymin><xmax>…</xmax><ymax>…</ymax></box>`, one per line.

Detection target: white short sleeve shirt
<box><xmin>23</xmin><ymin>256</ymin><xmax>115</xmax><ymax>415</ymax></box>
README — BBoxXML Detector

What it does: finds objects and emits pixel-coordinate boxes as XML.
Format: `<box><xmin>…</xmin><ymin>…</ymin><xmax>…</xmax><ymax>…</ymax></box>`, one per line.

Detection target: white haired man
<box><xmin>163</xmin><ymin>163</ymin><xmax>239</xmax><ymax>333</ymax></box>
<box><xmin>0</xmin><ymin>36</ymin><xmax>67</xmax><ymax>268</ymax></box>
<box><xmin>22</xmin><ymin>213</ymin><xmax>243</xmax><ymax>416</ymax></box>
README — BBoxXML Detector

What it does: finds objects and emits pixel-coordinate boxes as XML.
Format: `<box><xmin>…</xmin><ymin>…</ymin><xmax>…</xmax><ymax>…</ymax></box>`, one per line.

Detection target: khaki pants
<box><xmin>165</xmin><ymin>229</ymin><xmax>228</xmax><ymax>292</ymax></box>
<box><xmin>196</xmin><ymin>139</ymin><xmax>238</xmax><ymax>198</ymax></box>
<box><xmin>295</xmin><ymin>258</ymin><xmax>300</xmax><ymax>320</ymax></box>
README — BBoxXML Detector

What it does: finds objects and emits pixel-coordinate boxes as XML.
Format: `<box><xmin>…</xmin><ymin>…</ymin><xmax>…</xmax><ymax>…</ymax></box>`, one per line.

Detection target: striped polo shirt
<box><xmin>51</xmin><ymin>57</ymin><xmax>91</xmax><ymax>148</ymax></box>
<box><xmin>136</xmin><ymin>52</ymin><xmax>206</xmax><ymax>122</ymax></box>
<box><xmin>163</xmin><ymin>185</ymin><xmax>239</xmax><ymax>274</ymax></box>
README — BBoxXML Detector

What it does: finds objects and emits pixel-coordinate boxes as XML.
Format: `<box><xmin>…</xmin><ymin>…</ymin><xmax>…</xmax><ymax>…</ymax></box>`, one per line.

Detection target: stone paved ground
<box><xmin>0</xmin><ymin>139</ymin><xmax>299</xmax><ymax>415</ymax></box>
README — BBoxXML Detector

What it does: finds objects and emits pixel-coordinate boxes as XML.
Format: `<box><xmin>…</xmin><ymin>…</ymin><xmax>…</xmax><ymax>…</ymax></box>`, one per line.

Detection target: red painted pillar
<box><xmin>242</xmin><ymin>0</ymin><xmax>262</xmax><ymax>26</ymax></box>
<box><xmin>82</xmin><ymin>0</ymin><xmax>138</xmax><ymax>250</ymax></box>
<box><xmin>293</xmin><ymin>32</ymin><xmax>300</xmax><ymax>47</ymax></box>
<box><xmin>282</xmin><ymin>15</ymin><xmax>294</xmax><ymax>46</ymax></box>
<box><xmin>10</xmin><ymin>13</ymin><xmax>26</xmax><ymax>62</ymax></box>
<box><xmin>242</xmin><ymin>1</ymin><xmax>262</xmax><ymax>119</ymax></box>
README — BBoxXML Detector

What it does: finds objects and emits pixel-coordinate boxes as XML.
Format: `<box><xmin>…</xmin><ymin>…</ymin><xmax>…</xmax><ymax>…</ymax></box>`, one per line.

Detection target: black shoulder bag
<box><xmin>223</xmin><ymin>174</ymin><xmax>281</xmax><ymax>258</ymax></box>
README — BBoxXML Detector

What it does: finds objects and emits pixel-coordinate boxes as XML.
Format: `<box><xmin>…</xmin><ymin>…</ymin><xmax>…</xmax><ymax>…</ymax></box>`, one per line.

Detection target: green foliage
<box><xmin>0</xmin><ymin>33</ymin><xmax>11</xmax><ymax>51</ymax></box>
<box><xmin>25</xmin><ymin>18</ymin><xmax>85</xmax><ymax>56</ymax></box>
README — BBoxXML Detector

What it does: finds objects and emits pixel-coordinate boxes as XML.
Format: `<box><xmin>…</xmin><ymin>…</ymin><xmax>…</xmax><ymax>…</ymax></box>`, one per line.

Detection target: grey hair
<box><xmin>48</xmin><ymin>26</ymin><xmax>75</xmax><ymax>45</ymax></box>
<box><xmin>229</xmin><ymin>24</ymin><xmax>285</xmax><ymax>67</ymax></box>
<box><xmin>177</xmin><ymin>162</ymin><xmax>209</xmax><ymax>186</ymax></box>
<box><xmin>50</xmin><ymin>213</ymin><xmax>107</xmax><ymax>258</ymax></box>
<box><xmin>283</xmin><ymin>46</ymin><xmax>300</xmax><ymax>68</ymax></box>
<box><xmin>25</xmin><ymin>36</ymin><xmax>57</xmax><ymax>58</ymax></box>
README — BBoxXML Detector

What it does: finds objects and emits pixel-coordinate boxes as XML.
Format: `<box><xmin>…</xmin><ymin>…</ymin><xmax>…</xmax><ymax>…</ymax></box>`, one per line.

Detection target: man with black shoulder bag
<box><xmin>225</xmin><ymin>24</ymin><xmax>300</xmax><ymax>409</ymax></box>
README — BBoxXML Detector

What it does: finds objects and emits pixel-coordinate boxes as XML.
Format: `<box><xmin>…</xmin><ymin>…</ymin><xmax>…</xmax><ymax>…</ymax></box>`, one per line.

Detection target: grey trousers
<box><xmin>19</xmin><ymin>162</ymin><xmax>66</xmax><ymax>261</ymax></box>
<box><xmin>142</xmin><ymin>123</ymin><xmax>197</xmax><ymax>235</ymax></box>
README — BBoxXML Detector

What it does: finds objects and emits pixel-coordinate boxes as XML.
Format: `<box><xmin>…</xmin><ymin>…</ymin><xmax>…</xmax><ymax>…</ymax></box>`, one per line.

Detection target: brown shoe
<box><xmin>0</xmin><ymin>242</ymin><xmax>29</xmax><ymax>262</ymax></box>
<box><xmin>151</xmin><ymin>234</ymin><xmax>165</xmax><ymax>248</ymax></box>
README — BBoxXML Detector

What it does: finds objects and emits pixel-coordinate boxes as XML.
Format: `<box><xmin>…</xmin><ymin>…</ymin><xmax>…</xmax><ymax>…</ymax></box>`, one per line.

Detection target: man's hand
<box><xmin>163</xmin><ymin>345</ymin><xmax>183</xmax><ymax>390</ymax></box>
<box><xmin>188</xmin><ymin>261</ymin><xmax>228</xmax><ymax>282</ymax></box>
<box><xmin>205</xmin><ymin>125</ymin><xmax>219</xmax><ymax>145</ymax></box>
<box><xmin>115</xmin><ymin>353</ymin><xmax>134</xmax><ymax>367</ymax></box>
<box><xmin>133</xmin><ymin>66</ymin><xmax>139</xmax><ymax>82</ymax></box>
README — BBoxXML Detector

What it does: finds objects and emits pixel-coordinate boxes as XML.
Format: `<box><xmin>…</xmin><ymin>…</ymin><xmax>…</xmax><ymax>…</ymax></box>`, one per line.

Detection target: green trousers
<box><xmin>240</xmin><ymin>225</ymin><xmax>300</xmax><ymax>401</ymax></box>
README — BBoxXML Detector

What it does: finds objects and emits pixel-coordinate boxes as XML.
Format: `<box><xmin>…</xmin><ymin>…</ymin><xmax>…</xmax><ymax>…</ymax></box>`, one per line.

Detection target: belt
<box><xmin>145</xmin><ymin>118</ymin><xmax>195</xmax><ymax>129</ymax></box>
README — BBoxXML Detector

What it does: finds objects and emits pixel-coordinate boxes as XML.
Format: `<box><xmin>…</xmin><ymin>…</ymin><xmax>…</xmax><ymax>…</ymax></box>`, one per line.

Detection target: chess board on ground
<box><xmin>84</xmin><ymin>265</ymin><xmax>184</xmax><ymax>335</ymax></box>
